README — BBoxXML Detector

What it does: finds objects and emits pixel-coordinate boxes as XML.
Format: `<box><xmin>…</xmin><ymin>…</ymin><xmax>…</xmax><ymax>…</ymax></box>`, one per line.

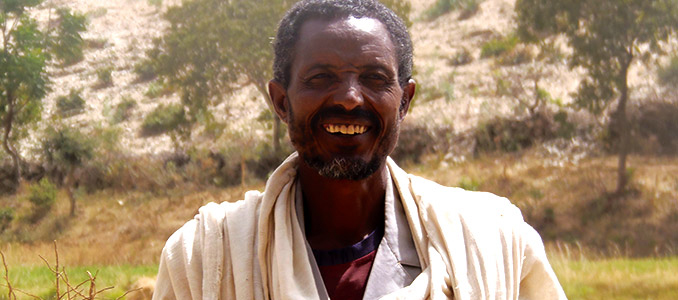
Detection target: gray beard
<box><xmin>303</xmin><ymin>155</ymin><xmax>382</xmax><ymax>181</ymax></box>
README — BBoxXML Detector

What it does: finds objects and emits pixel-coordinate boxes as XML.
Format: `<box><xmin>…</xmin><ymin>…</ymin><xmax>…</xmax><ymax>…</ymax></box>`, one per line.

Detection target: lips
<box><xmin>323</xmin><ymin>124</ymin><xmax>369</xmax><ymax>135</ymax></box>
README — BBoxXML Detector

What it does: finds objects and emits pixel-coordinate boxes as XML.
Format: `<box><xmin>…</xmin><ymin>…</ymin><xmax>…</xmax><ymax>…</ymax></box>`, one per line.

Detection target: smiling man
<box><xmin>153</xmin><ymin>1</ymin><xmax>566</xmax><ymax>299</ymax></box>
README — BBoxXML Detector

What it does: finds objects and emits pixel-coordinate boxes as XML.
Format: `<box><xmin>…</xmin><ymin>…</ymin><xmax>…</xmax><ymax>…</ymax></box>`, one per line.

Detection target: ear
<box><xmin>268</xmin><ymin>80</ymin><xmax>289</xmax><ymax>124</ymax></box>
<box><xmin>399</xmin><ymin>79</ymin><xmax>416</xmax><ymax>120</ymax></box>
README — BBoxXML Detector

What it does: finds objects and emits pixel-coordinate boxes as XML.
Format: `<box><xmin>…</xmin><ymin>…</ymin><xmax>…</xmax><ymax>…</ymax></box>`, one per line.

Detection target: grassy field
<box><xmin>0</xmin><ymin>264</ymin><xmax>157</xmax><ymax>300</ymax></box>
<box><xmin>1</xmin><ymin>256</ymin><xmax>678</xmax><ymax>299</ymax></box>
<box><xmin>552</xmin><ymin>256</ymin><xmax>678</xmax><ymax>300</ymax></box>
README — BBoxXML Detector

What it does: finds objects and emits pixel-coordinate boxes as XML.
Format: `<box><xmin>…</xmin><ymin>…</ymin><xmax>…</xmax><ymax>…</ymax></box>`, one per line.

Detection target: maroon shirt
<box><xmin>312</xmin><ymin>225</ymin><xmax>384</xmax><ymax>300</ymax></box>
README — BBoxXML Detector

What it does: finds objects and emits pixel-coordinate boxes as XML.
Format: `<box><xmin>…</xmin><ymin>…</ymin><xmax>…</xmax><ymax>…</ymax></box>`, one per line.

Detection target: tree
<box><xmin>42</xmin><ymin>126</ymin><xmax>94</xmax><ymax>216</ymax></box>
<box><xmin>148</xmin><ymin>0</ymin><xmax>410</xmax><ymax>153</ymax></box>
<box><xmin>0</xmin><ymin>1</ymin><xmax>86</xmax><ymax>186</ymax></box>
<box><xmin>516</xmin><ymin>0</ymin><xmax>678</xmax><ymax>196</ymax></box>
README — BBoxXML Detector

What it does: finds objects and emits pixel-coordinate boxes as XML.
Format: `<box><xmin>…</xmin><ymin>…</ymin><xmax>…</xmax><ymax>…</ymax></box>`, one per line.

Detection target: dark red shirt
<box><xmin>312</xmin><ymin>226</ymin><xmax>384</xmax><ymax>300</ymax></box>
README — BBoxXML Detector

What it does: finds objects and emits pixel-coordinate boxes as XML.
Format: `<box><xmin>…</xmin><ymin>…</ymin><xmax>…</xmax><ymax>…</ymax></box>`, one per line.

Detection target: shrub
<box><xmin>474</xmin><ymin>112</ymin><xmax>556</xmax><ymax>153</ymax></box>
<box><xmin>56</xmin><ymin>89</ymin><xmax>85</xmax><ymax>117</ymax></box>
<box><xmin>144</xmin><ymin>80</ymin><xmax>171</xmax><ymax>98</ymax></box>
<box><xmin>424</xmin><ymin>0</ymin><xmax>482</xmax><ymax>20</ymax></box>
<box><xmin>480</xmin><ymin>35</ymin><xmax>519</xmax><ymax>58</ymax></box>
<box><xmin>391</xmin><ymin>122</ymin><xmax>454</xmax><ymax>164</ymax></box>
<box><xmin>111</xmin><ymin>96</ymin><xmax>137</xmax><ymax>124</ymax></box>
<box><xmin>0</xmin><ymin>207</ymin><xmax>14</xmax><ymax>233</ymax></box>
<box><xmin>133</xmin><ymin>60</ymin><xmax>157</xmax><ymax>83</ymax></box>
<box><xmin>26</xmin><ymin>178</ymin><xmax>57</xmax><ymax>222</ymax></box>
<box><xmin>141</xmin><ymin>103</ymin><xmax>188</xmax><ymax>136</ymax></box>
<box><xmin>53</xmin><ymin>8</ymin><xmax>87</xmax><ymax>66</ymax></box>
<box><xmin>448</xmin><ymin>48</ymin><xmax>474</xmax><ymax>66</ymax></box>
<box><xmin>658</xmin><ymin>56</ymin><xmax>678</xmax><ymax>88</ymax></box>
<box><xmin>605</xmin><ymin>101</ymin><xmax>678</xmax><ymax>155</ymax></box>
<box><xmin>42</xmin><ymin>126</ymin><xmax>95</xmax><ymax>170</ymax></box>
<box><xmin>94</xmin><ymin>66</ymin><xmax>113</xmax><ymax>89</ymax></box>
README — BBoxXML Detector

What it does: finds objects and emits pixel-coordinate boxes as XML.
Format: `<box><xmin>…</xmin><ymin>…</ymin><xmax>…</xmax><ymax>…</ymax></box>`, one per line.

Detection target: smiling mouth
<box><xmin>323</xmin><ymin>124</ymin><xmax>369</xmax><ymax>135</ymax></box>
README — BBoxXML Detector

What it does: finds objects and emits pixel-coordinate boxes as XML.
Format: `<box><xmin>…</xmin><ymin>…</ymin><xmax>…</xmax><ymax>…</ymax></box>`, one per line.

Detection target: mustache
<box><xmin>313</xmin><ymin>106</ymin><xmax>379</xmax><ymax>124</ymax></box>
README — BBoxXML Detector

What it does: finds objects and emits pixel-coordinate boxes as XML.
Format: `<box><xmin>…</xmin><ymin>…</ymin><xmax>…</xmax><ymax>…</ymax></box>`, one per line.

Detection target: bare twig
<box><xmin>1</xmin><ymin>250</ymin><xmax>17</xmax><ymax>300</ymax></box>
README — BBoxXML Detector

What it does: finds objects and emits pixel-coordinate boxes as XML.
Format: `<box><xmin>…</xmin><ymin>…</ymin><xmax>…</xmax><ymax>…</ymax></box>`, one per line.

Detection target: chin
<box><xmin>302</xmin><ymin>154</ymin><xmax>383</xmax><ymax>181</ymax></box>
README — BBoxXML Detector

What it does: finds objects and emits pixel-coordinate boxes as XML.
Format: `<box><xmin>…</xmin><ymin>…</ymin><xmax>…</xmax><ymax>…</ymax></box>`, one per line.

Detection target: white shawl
<box><xmin>153</xmin><ymin>153</ymin><xmax>566</xmax><ymax>299</ymax></box>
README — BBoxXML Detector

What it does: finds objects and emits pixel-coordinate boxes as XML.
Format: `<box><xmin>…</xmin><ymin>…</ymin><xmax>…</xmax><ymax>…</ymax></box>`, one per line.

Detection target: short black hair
<box><xmin>273</xmin><ymin>0</ymin><xmax>413</xmax><ymax>88</ymax></box>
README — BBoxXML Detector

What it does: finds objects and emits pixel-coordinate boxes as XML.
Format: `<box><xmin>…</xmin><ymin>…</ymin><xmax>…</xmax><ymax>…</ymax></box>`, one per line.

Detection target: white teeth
<box><xmin>324</xmin><ymin>124</ymin><xmax>367</xmax><ymax>135</ymax></box>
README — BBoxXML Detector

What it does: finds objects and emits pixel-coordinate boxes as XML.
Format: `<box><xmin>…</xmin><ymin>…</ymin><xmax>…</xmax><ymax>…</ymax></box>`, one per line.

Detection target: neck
<box><xmin>298</xmin><ymin>161</ymin><xmax>387</xmax><ymax>250</ymax></box>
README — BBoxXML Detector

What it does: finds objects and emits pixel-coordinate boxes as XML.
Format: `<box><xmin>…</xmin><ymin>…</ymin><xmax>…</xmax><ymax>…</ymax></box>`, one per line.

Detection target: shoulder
<box><xmin>407</xmin><ymin>174</ymin><xmax>523</xmax><ymax>223</ymax></box>
<box><xmin>162</xmin><ymin>190</ymin><xmax>264</xmax><ymax>257</ymax></box>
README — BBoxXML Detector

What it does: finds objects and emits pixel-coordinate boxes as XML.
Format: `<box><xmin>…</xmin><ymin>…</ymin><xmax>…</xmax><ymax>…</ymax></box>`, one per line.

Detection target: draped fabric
<box><xmin>153</xmin><ymin>152</ymin><xmax>567</xmax><ymax>300</ymax></box>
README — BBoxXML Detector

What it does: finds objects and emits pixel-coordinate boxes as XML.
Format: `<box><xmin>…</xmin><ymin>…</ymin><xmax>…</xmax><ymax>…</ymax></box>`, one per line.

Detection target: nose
<box><xmin>332</xmin><ymin>76</ymin><xmax>364</xmax><ymax>111</ymax></box>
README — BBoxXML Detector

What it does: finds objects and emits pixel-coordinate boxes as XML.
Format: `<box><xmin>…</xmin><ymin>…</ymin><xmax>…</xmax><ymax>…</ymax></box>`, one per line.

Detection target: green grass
<box><xmin>0</xmin><ymin>264</ymin><xmax>157</xmax><ymax>299</ymax></box>
<box><xmin>551</xmin><ymin>256</ymin><xmax>678</xmax><ymax>300</ymax></box>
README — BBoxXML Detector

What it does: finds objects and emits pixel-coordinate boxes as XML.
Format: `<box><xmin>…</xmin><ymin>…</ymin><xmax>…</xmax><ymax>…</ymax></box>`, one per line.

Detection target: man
<box><xmin>153</xmin><ymin>0</ymin><xmax>567</xmax><ymax>299</ymax></box>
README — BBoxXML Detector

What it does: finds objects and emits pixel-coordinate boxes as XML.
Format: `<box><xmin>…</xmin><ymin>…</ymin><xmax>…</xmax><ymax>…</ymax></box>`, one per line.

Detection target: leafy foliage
<box><xmin>480</xmin><ymin>34</ymin><xmax>519</xmax><ymax>58</ymax></box>
<box><xmin>52</xmin><ymin>8</ymin><xmax>88</xmax><ymax>66</ymax></box>
<box><xmin>424</xmin><ymin>0</ymin><xmax>482</xmax><ymax>20</ymax></box>
<box><xmin>658</xmin><ymin>56</ymin><xmax>678</xmax><ymax>88</ymax></box>
<box><xmin>516</xmin><ymin>0</ymin><xmax>678</xmax><ymax>193</ymax></box>
<box><xmin>56</xmin><ymin>88</ymin><xmax>85</xmax><ymax>117</ymax></box>
<box><xmin>42</xmin><ymin>126</ymin><xmax>95</xmax><ymax>169</ymax></box>
<box><xmin>0</xmin><ymin>0</ymin><xmax>87</xmax><ymax>185</ymax></box>
<box><xmin>111</xmin><ymin>96</ymin><xmax>137</xmax><ymax>124</ymax></box>
<box><xmin>94</xmin><ymin>66</ymin><xmax>113</xmax><ymax>88</ymax></box>
<box><xmin>26</xmin><ymin>178</ymin><xmax>57</xmax><ymax>222</ymax></box>
<box><xmin>141</xmin><ymin>103</ymin><xmax>188</xmax><ymax>137</ymax></box>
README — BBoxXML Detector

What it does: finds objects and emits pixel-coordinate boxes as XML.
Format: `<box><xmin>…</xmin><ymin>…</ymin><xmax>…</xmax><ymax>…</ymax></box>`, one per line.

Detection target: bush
<box><xmin>424</xmin><ymin>0</ymin><xmax>482</xmax><ymax>20</ymax></box>
<box><xmin>141</xmin><ymin>103</ymin><xmax>188</xmax><ymax>136</ymax></box>
<box><xmin>605</xmin><ymin>101</ymin><xmax>678</xmax><ymax>155</ymax></box>
<box><xmin>0</xmin><ymin>207</ymin><xmax>14</xmax><ymax>233</ymax></box>
<box><xmin>133</xmin><ymin>60</ymin><xmax>157</xmax><ymax>83</ymax></box>
<box><xmin>448</xmin><ymin>48</ymin><xmax>473</xmax><ymax>66</ymax></box>
<box><xmin>658</xmin><ymin>56</ymin><xmax>678</xmax><ymax>88</ymax></box>
<box><xmin>391</xmin><ymin>122</ymin><xmax>454</xmax><ymax>164</ymax></box>
<box><xmin>27</xmin><ymin>178</ymin><xmax>57</xmax><ymax>222</ymax></box>
<box><xmin>474</xmin><ymin>112</ymin><xmax>556</xmax><ymax>153</ymax></box>
<box><xmin>481</xmin><ymin>35</ymin><xmax>519</xmax><ymax>58</ymax></box>
<box><xmin>53</xmin><ymin>8</ymin><xmax>87</xmax><ymax>66</ymax></box>
<box><xmin>42</xmin><ymin>126</ymin><xmax>95</xmax><ymax>169</ymax></box>
<box><xmin>94</xmin><ymin>66</ymin><xmax>113</xmax><ymax>89</ymax></box>
<box><xmin>111</xmin><ymin>96</ymin><xmax>137</xmax><ymax>124</ymax></box>
<box><xmin>56</xmin><ymin>89</ymin><xmax>85</xmax><ymax>117</ymax></box>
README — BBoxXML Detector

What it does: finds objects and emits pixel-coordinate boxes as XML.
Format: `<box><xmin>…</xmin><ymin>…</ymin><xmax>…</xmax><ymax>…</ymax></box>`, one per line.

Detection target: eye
<box><xmin>305</xmin><ymin>72</ymin><xmax>334</xmax><ymax>87</ymax></box>
<box><xmin>361</xmin><ymin>73</ymin><xmax>392</xmax><ymax>87</ymax></box>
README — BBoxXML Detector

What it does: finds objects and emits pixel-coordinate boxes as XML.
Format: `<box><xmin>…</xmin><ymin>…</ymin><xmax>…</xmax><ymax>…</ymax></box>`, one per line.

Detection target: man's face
<box><xmin>270</xmin><ymin>16</ymin><xmax>415</xmax><ymax>180</ymax></box>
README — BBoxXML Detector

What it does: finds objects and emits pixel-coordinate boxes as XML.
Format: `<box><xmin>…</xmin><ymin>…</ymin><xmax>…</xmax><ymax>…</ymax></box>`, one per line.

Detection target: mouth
<box><xmin>323</xmin><ymin>124</ymin><xmax>369</xmax><ymax>135</ymax></box>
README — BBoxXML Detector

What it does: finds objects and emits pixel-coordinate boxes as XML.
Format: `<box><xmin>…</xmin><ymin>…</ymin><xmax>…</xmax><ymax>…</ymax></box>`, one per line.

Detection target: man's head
<box><xmin>273</xmin><ymin>0</ymin><xmax>413</xmax><ymax>89</ymax></box>
<box><xmin>269</xmin><ymin>0</ymin><xmax>415</xmax><ymax>181</ymax></box>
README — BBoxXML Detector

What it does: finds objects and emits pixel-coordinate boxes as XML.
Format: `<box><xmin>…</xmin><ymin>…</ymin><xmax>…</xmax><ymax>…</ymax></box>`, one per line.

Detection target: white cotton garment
<box><xmin>152</xmin><ymin>152</ymin><xmax>567</xmax><ymax>300</ymax></box>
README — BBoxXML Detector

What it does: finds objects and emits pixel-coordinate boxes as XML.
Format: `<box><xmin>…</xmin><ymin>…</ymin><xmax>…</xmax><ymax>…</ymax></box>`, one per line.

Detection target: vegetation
<box><xmin>26</xmin><ymin>178</ymin><xmax>57</xmax><ymax>223</ymax></box>
<box><xmin>56</xmin><ymin>89</ymin><xmax>85</xmax><ymax>117</ymax></box>
<box><xmin>480</xmin><ymin>34</ymin><xmax>519</xmax><ymax>58</ymax></box>
<box><xmin>111</xmin><ymin>96</ymin><xmax>137</xmax><ymax>124</ymax></box>
<box><xmin>140</xmin><ymin>103</ymin><xmax>188</xmax><ymax>137</ymax></box>
<box><xmin>51</xmin><ymin>8</ymin><xmax>88</xmax><ymax>66</ymax></box>
<box><xmin>424</xmin><ymin>0</ymin><xmax>482</xmax><ymax>20</ymax></box>
<box><xmin>516</xmin><ymin>0</ymin><xmax>678</xmax><ymax>196</ymax></box>
<box><xmin>0</xmin><ymin>0</ymin><xmax>87</xmax><ymax>186</ymax></box>
<box><xmin>42</xmin><ymin>126</ymin><xmax>94</xmax><ymax>216</ymax></box>
<box><xmin>94</xmin><ymin>66</ymin><xmax>113</xmax><ymax>89</ymax></box>
<box><xmin>658</xmin><ymin>56</ymin><xmax>678</xmax><ymax>88</ymax></box>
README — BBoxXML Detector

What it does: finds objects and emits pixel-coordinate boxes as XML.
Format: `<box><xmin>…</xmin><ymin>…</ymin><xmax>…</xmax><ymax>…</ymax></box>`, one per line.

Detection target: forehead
<box><xmin>291</xmin><ymin>16</ymin><xmax>396</xmax><ymax>73</ymax></box>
